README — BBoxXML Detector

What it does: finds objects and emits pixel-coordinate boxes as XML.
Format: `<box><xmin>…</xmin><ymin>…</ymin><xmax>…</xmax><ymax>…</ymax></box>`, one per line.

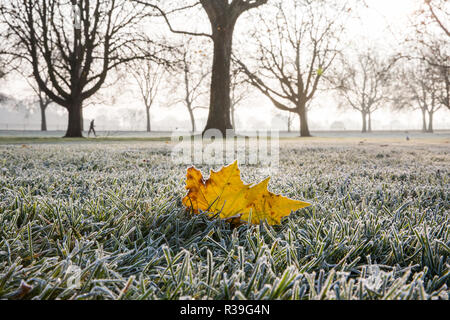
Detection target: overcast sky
<box><xmin>0</xmin><ymin>0</ymin><xmax>449</xmax><ymax>132</ymax></box>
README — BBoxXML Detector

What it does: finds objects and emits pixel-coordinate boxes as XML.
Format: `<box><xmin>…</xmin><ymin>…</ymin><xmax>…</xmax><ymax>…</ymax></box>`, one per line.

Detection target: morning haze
<box><xmin>0</xmin><ymin>0</ymin><xmax>448</xmax><ymax>134</ymax></box>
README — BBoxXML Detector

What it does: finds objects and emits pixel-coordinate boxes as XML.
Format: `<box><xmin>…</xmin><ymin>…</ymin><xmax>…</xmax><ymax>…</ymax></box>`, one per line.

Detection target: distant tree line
<box><xmin>0</xmin><ymin>0</ymin><xmax>448</xmax><ymax>137</ymax></box>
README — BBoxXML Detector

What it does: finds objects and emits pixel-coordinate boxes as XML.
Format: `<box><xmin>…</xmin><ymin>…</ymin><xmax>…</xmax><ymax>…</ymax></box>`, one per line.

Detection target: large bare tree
<box><xmin>236</xmin><ymin>0</ymin><xmax>351</xmax><ymax>137</ymax></box>
<box><xmin>135</xmin><ymin>0</ymin><xmax>267</xmax><ymax>135</ymax></box>
<box><xmin>334</xmin><ymin>51</ymin><xmax>394</xmax><ymax>133</ymax></box>
<box><xmin>0</xmin><ymin>0</ymin><xmax>164</xmax><ymax>137</ymax></box>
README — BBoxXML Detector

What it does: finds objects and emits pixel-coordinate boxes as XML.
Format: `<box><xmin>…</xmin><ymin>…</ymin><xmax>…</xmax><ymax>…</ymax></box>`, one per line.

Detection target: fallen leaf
<box><xmin>182</xmin><ymin>161</ymin><xmax>311</xmax><ymax>225</ymax></box>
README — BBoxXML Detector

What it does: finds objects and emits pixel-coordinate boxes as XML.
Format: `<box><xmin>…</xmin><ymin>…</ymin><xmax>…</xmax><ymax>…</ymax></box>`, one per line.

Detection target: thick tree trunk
<box><xmin>421</xmin><ymin>109</ymin><xmax>427</xmax><ymax>132</ymax></box>
<box><xmin>64</xmin><ymin>100</ymin><xmax>83</xmax><ymax>138</ymax></box>
<box><xmin>40</xmin><ymin>103</ymin><xmax>47</xmax><ymax>132</ymax></box>
<box><xmin>361</xmin><ymin>112</ymin><xmax>367</xmax><ymax>133</ymax></box>
<box><xmin>203</xmin><ymin>29</ymin><xmax>234</xmax><ymax>135</ymax></box>
<box><xmin>146</xmin><ymin>106</ymin><xmax>151</xmax><ymax>132</ymax></box>
<box><xmin>368</xmin><ymin>112</ymin><xmax>372</xmax><ymax>132</ymax></box>
<box><xmin>298</xmin><ymin>104</ymin><xmax>311</xmax><ymax>137</ymax></box>
<box><xmin>428</xmin><ymin>111</ymin><xmax>434</xmax><ymax>133</ymax></box>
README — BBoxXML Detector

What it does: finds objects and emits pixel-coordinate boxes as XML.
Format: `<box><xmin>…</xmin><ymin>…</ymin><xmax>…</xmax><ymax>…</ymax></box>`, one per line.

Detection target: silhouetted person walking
<box><xmin>88</xmin><ymin>119</ymin><xmax>96</xmax><ymax>137</ymax></box>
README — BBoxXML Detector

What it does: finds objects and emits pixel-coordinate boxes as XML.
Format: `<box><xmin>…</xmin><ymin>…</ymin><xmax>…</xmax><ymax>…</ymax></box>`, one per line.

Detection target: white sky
<box><xmin>0</xmin><ymin>0</ymin><xmax>449</xmax><ymax>131</ymax></box>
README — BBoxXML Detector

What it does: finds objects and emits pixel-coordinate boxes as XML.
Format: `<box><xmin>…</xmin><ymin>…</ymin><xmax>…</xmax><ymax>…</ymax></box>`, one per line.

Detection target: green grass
<box><xmin>0</xmin><ymin>140</ymin><xmax>448</xmax><ymax>300</ymax></box>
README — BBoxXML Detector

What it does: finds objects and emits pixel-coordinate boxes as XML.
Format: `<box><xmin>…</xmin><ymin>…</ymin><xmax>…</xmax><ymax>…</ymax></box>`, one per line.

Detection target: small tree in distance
<box><xmin>130</xmin><ymin>59</ymin><xmax>165</xmax><ymax>132</ymax></box>
<box><xmin>334</xmin><ymin>50</ymin><xmax>395</xmax><ymax>133</ymax></box>
<box><xmin>394</xmin><ymin>60</ymin><xmax>444</xmax><ymax>133</ymax></box>
<box><xmin>166</xmin><ymin>39</ymin><xmax>210</xmax><ymax>133</ymax></box>
<box><xmin>25</xmin><ymin>76</ymin><xmax>53</xmax><ymax>131</ymax></box>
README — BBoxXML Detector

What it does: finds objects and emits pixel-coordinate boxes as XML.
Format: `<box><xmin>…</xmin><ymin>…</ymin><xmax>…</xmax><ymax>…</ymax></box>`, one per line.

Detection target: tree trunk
<box><xmin>428</xmin><ymin>111</ymin><xmax>434</xmax><ymax>133</ymax></box>
<box><xmin>40</xmin><ymin>103</ymin><xmax>47</xmax><ymax>132</ymax></box>
<box><xmin>187</xmin><ymin>105</ymin><xmax>196</xmax><ymax>132</ymax></box>
<box><xmin>80</xmin><ymin>108</ymin><xmax>84</xmax><ymax>132</ymax></box>
<box><xmin>230</xmin><ymin>104</ymin><xmax>236</xmax><ymax>130</ymax></box>
<box><xmin>368</xmin><ymin>112</ymin><xmax>372</xmax><ymax>132</ymax></box>
<box><xmin>421</xmin><ymin>109</ymin><xmax>427</xmax><ymax>132</ymax></box>
<box><xmin>298</xmin><ymin>104</ymin><xmax>311</xmax><ymax>137</ymax></box>
<box><xmin>287</xmin><ymin>113</ymin><xmax>292</xmax><ymax>133</ymax></box>
<box><xmin>361</xmin><ymin>112</ymin><xmax>367</xmax><ymax>133</ymax></box>
<box><xmin>146</xmin><ymin>106</ymin><xmax>151</xmax><ymax>132</ymax></box>
<box><xmin>64</xmin><ymin>100</ymin><xmax>83</xmax><ymax>138</ymax></box>
<box><xmin>203</xmin><ymin>29</ymin><xmax>234</xmax><ymax>135</ymax></box>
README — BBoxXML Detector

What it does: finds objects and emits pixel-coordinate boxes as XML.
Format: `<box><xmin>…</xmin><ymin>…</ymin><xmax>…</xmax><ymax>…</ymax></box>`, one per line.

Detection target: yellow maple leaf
<box><xmin>182</xmin><ymin>161</ymin><xmax>311</xmax><ymax>225</ymax></box>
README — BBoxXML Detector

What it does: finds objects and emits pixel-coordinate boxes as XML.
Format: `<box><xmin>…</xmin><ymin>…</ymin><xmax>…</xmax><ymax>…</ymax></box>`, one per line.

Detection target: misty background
<box><xmin>0</xmin><ymin>0</ymin><xmax>448</xmax><ymax>132</ymax></box>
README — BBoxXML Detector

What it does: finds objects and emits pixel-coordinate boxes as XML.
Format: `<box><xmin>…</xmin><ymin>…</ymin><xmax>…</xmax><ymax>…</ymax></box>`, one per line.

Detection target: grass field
<box><xmin>0</xmin><ymin>137</ymin><xmax>448</xmax><ymax>300</ymax></box>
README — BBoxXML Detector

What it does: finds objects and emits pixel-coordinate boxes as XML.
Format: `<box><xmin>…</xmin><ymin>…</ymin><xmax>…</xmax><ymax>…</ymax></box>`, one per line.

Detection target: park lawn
<box><xmin>0</xmin><ymin>136</ymin><xmax>172</xmax><ymax>145</ymax></box>
<box><xmin>0</xmin><ymin>139</ymin><xmax>448</xmax><ymax>300</ymax></box>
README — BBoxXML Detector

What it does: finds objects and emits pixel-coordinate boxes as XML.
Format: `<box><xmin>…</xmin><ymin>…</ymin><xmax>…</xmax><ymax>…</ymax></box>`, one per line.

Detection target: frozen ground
<box><xmin>0</xmin><ymin>138</ymin><xmax>448</xmax><ymax>300</ymax></box>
